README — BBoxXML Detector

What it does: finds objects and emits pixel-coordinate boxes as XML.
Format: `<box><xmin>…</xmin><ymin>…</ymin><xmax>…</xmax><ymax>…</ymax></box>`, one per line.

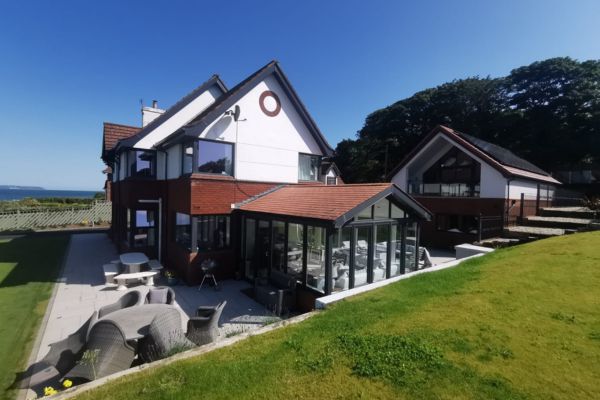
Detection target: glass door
<box><xmin>243</xmin><ymin>218</ymin><xmax>256</xmax><ymax>280</ymax></box>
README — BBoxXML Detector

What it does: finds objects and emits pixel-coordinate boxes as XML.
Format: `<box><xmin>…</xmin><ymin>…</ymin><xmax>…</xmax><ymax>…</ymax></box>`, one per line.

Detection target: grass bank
<box><xmin>78</xmin><ymin>232</ymin><xmax>600</xmax><ymax>399</ymax></box>
<box><xmin>0</xmin><ymin>234</ymin><xmax>69</xmax><ymax>400</ymax></box>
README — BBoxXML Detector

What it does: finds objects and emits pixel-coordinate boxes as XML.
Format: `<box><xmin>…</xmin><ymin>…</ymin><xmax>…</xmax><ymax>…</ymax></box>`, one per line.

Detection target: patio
<box><xmin>34</xmin><ymin>233</ymin><xmax>275</xmax><ymax>363</ymax></box>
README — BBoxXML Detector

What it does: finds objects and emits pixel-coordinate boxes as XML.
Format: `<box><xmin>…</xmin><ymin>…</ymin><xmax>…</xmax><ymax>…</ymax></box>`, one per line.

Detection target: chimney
<box><xmin>142</xmin><ymin>99</ymin><xmax>165</xmax><ymax>127</ymax></box>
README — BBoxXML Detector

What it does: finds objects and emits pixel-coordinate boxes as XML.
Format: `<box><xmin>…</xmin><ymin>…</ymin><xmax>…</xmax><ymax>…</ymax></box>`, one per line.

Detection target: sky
<box><xmin>0</xmin><ymin>0</ymin><xmax>599</xmax><ymax>190</ymax></box>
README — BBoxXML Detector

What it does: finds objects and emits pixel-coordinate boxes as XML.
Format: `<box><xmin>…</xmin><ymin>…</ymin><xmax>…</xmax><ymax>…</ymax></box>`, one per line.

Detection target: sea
<box><xmin>0</xmin><ymin>189</ymin><xmax>99</xmax><ymax>201</ymax></box>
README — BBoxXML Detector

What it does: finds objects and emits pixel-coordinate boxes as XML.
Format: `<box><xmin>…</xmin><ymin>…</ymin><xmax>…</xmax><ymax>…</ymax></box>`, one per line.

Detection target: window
<box><xmin>182</xmin><ymin>143</ymin><xmax>194</xmax><ymax>174</ymax></box>
<box><xmin>306</xmin><ymin>226</ymin><xmax>326</xmax><ymax>293</ymax></box>
<box><xmin>436</xmin><ymin>214</ymin><xmax>479</xmax><ymax>234</ymax></box>
<box><xmin>354</xmin><ymin>227</ymin><xmax>370</xmax><ymax>287</ymax></box>
<box><xmin>287</xmin><ymin>223</ymin><xmax>304</xmax><ymax>280</ymax></box>
<box><xmin>326</xmin><ymin>176</ymin><xmax>337</xmax><ymax>185</ymax></box>
<box><xmin>174</xmin><ymin>213</ymin><xmax>191</xmax><ymax>248</ymax></box>
<box><xmin>421</xmin><ymin>147</ymin><xmax>481</xmax><ymax>197</ymax></box>
<box><xmin>298</xmin><ymin>154</ymin><xmax>320</xmax><ymax>181</ymax></box>
<box><xmin>391</xmin><ymin>203</ymin><xmax>405</xmax><ymax>219</ymax></box>
<box><xmin>244</xmin><ymin>218</ymin><xmax>256</xmax><ymax>279</ymax></box>
<box><xmin>390</xmin><ymin>224</ymin><xmax>402</xmax><ymax>276</ymax></box>
<box><xmin>128</xmin><ymin>150</ymin><xmax>155</xmax><ymax>178</ymax></box>
<box><xmin>133</xmin><ymin>210</ymin><xmax>156</xmax><ymax>248</ymax></box>
<box><xmin>373</xmin><ymin>198</ymin><xmax>390</xmax><ymax>219</ymax></box>
<box><xmin>373</xmin><ymin>224</ymin><xmax>389</xmax><ymax>282</ymax></box>
<box><xmin>197</xmin><ymin>140</ymin><xmax>233</xmax><ymax>176</ymax></box>
<box><xmin>405</xmin><ymin>222</ymin><xmax>418</xmax><ymax>273</ymax></box>
<box><xmin>272</xmin><ymin>221</ymin><xmax>286</xmax><ymax>273</ymax></box>
<box><xmin>332</xmin><ymin>227</ymin><xmax>352</xmax><ymax>292</ymax></box>
<box><xmin>196</xmin><ymin>215</ymin><xmax>230</xmax><ymax>251</ymax></box>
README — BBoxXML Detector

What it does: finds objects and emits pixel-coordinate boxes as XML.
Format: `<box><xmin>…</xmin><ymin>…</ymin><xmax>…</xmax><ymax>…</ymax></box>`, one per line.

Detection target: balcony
<box><xmin>408</xmin><ymin>182</ymin><xmax>480</xmax><ymax>198</ymax></box>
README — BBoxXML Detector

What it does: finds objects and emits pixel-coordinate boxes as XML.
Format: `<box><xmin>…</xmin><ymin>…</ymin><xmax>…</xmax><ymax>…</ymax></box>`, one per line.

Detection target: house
<box><xmin>101</xmin><ymin>61</ymin><xmax>431</xmax><ymax>309</ymax></box>
<box><xmin>389</xmin><ymin>125</ymin><xmax>560</xmax><ymax>248</ymax></box>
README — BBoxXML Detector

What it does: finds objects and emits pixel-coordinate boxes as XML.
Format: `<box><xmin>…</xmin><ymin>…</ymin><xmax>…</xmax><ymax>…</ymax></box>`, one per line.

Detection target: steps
<box><xmin>523</xmin><ymin>216</ymin><xmax>593</xmax><ymax>230</ymax></box>
<box><xmin>504</xmin><ymin>206</ymin><xmax>596</xmax><ymax>241</ymax></box>
<box><xmin>539</xmin><ymin>206</ymin><xmax>597</xmax><ymax>219</ymax></box>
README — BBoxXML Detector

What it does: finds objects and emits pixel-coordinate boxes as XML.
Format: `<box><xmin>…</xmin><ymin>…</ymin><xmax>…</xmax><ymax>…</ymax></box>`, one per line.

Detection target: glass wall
<box><xmin>354</xmin><ymin>227</ymin><xmax>370</xmax><ymax>287</ymax></box>
<box><xmin>256</xmin><ymin>221</ymin><xmax>271</xmax><ymax>279</ymax></box>
<box><xmin>197</xmin><ymin>140</ymin><xmax>233</xmax><ymax>176</ymax></box>
<box><xmin>244</xmin><ymin>218</ymin><xmax>256</xmax><ymax>279</ymax></box>
<box><xmin>390</xmin><ymin>224</ymin><xmax>403</xmax><ymax>276</ymax></box>
<box><xmin>287</xmin><ymin>223</ymin><xmax>304</xmax><ymax>281</ymax></box>
<box><xmin>332</xmin><ymin>227</ymin><xmax>352</xmax><ymax>291</ymax></box>
<box><xmin>306</xmin><ymin>226</ymin><xmax>326</xmax><ymax>293</ymax></box>
<box><xmin>197</xmin><ymin>215</ymin><xmax>230</xmax><ymax>251</ymax></box>
<box><xmin>405</xmin><ymin>222</ymin><xmax>418</xmax><ymax>273</ymax></box>
<box><xmin>373</xmin><ymin>224</ymin><xmax>389</xmax><ymax>282</ymax></box>
<box><xmin>272</xmin><ymin>221</ymin><xmax>286</xmax><ymax>273</ymax></box>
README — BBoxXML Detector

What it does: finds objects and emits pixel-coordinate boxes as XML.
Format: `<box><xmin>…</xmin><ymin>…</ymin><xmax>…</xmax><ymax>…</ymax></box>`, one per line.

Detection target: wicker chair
<box><xmin>97</xmin><ymin>290</ymin><xmax>143</xmax><ymax>318</ymax></box>
<box><xmin>139</xmin><ymin>308</ymin><xmax>195</xmax><ymax>363</ymax></box>
<box><xmin>144</xmin><ymin>286</ymin><xmax>175</xmax><ymax>305</ymax></box>
<box><xmin>186</xmin><ymin>301</ymin><xmax>227</xmax><ymax>346</ymax></box>
<box><xmin>65</xmin><ymin>320</ymin><xmax>135</xmax><ymax>381</ymax></box>
<box><xmin>12</xmin><ymin>312</ymin><xmax>97</xmax><ymax>389</ymax></box>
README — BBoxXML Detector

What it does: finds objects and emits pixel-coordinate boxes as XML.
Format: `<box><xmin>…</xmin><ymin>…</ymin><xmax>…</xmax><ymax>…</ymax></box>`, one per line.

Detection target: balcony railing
<box><xmin>409</xmin><ymin>182</ymin><xmax>480</xmax><ymax>197</ymax></box>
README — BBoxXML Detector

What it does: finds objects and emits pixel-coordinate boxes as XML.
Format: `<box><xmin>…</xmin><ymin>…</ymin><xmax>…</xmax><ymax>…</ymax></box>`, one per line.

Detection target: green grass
<box><xmin>77</xmin><ymin>232</ymin><xmax>600</xmax><ymax>400</ymax></box>
<box><xmin>0</xmin><ymin>234</ymin><xmax>69</xmax><ymax>400</ymax></box>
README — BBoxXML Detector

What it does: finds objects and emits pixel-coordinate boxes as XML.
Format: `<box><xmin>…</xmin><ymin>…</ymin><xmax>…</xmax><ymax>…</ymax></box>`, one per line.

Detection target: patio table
<box><xmin>120</xmin><ymin>252</ymin><xmax>149</xmax><ymax>274</ymax></box>
<box><xmin>101</xmin><ymin>304</ymin><xmax>178</xmax><ymax>340</ymax></box>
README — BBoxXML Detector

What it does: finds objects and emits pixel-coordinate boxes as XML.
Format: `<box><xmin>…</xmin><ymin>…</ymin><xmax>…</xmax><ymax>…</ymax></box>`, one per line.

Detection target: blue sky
<box><xmin>0</xmin><ymin>1</ymin><xmax>598</xmax><ymax>190</ymax></box>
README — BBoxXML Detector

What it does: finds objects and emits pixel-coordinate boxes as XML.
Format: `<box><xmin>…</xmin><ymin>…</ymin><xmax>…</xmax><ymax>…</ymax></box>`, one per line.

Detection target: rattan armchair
<box><xmin>186</xmin><ymin>301</ymin><xmax>227</xmax><ymax>346</ymax></box>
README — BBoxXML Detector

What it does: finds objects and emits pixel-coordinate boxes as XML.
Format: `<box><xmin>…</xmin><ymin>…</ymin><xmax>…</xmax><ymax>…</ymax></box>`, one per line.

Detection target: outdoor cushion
<box><xmin>148</xmin><ymin>288</ymin><xmax>168</xmax><ymax>304</ymax></box>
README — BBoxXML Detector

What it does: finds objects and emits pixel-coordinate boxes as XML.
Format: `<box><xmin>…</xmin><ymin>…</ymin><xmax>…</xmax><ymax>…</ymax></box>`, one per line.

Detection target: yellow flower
<box><xmin>43</xmin><ymin>386</ymin><xmax>58</xmax><ymax>396</ymax></box>
<box><xmin>62</xmin><ymin>379</ymin><xmax>73</xmax><ymax>388</ymax></box>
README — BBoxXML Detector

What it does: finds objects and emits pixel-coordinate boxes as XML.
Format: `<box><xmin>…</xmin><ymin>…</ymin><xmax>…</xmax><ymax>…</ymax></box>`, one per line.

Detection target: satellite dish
<box><xmin>233</xmin><ymin>105</ymin><xmax>241</xmax><ymax>121</ymax></box>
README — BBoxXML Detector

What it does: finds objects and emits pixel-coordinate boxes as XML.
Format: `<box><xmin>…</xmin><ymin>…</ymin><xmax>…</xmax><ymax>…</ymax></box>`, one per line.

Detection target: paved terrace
<box><xmin>35</xmin><ymin>233</ymin><xmax>273</xmax><ymax>362</ymax></box>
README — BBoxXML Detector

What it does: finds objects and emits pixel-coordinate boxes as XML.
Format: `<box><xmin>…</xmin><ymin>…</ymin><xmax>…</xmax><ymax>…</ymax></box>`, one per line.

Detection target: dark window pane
<box><xmin>175</xmin><ymin>213</ymin><xmax>191</xmax><ymax>248</ymax></box>
<box><xmin>374</xmin><ymin>224</ymin><xmax>389</xmax><ymax>282</ymax></box>
<box><xmin>197</xmin><ymin>141</ymin><xmax>233</xmax><ymax>175</ymax></box>
<box><xmin>128</xmin><ymin>150</ymin><xmax>155</xmax><ymax>178</ymax></box>
<box><xmin>183</xmin><ymin>144</ymin><xmax>194</xmax><ymax>174</ymax></box>
<box><xmin>272</xmin><ymin>221</ymin><xmax>286</xmax><ymax>273</ymax></box>
<box><xmin>133</xmin><ymin>210</ymin><xmax>155</xmax><ymax>248</ymax></box>
<box><xmin>326</xmin><ymin>176</ymin><xmax>337</xmax><ymax>185</ymax></box>
<box><xmin>196</xmin><ymin>215</ymin><xmax>231</xmax><ymax>251</ymax></box>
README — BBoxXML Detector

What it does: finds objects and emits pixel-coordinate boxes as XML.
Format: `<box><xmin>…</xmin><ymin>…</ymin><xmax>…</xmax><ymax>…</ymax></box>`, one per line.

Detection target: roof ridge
<box><xmin>103</xmin><ymin>122</ymin><xmax>140</xmax><ymax>129</ymax></box>
<box><xmin>117</xmin><ymin>74</ymin><xmax>227</xmax><ymax>149</ymax></box>
<box><xmin>233</xmin><ymin>184</ymin><xmax>286</xmax><ymax>208</ymax></box>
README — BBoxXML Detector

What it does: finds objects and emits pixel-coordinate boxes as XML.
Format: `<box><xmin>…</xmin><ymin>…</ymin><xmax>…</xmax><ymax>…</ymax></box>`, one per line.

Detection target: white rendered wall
<box><xmin>196</xmin><ymin>74</ymin><xmax>323</xmax><ymax>183</ymax></box>
<box><xmin>508</xmin><ymin>179</ymin><xmax>539</xmax><ymax>199</ymax></box>
<box><xmin>479</xmin><ymin>164</ymin><xmax>506</xmax><ymax>198</ymax></box>
<box><xmin>166</xmin><ymin>144</ymin><xmax>182</xmax><ymax>179</ymax></box>
<box><xmin>134</xmin><ymin>85</ymin><xmax>224</xmax><ymax>149</ymax></box>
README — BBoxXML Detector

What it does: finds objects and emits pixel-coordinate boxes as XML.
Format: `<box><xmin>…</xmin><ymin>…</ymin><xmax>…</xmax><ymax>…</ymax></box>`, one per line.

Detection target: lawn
<box><xmin>0</xmin><ymin>234</ymin><xmax>69</xmax><ymax>400</ymax></box>
<box><xmin>77</xmin><ymin>232</ymin><xmax>600</xmax><ymax>400</ymax></box>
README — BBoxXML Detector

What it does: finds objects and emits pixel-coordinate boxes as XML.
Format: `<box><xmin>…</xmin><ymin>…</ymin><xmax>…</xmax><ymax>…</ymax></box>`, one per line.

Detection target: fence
<box><xmin>478</xmin><ymin>215</ymin><xmax>504</xmax><ymax>242</ymax></box>
<box><xmin>511</xmin><ymin>190</ymin><xmax>586</xmax><ymax>225</ymax></box>
<box><xmin>0</xmin><ymin>201</ymin><xmax>112</xmax><ymax>231</ymax></box>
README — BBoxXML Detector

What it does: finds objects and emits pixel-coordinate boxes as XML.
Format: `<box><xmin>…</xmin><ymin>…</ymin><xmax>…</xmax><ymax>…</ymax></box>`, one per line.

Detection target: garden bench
<box><xmin>114</xmin><ymin>271</ymin><xmax>158</xmax><ymax>291</ymax></box>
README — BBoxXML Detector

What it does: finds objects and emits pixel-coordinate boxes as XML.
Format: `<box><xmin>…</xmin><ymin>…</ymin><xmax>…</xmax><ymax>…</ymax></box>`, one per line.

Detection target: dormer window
<box><xmin>298</xmin><ymin>154</ymin><xmax>320</xmax><ymax>181</ymax></box>
<box><xmin>127</xmin><ymin>150</ymin><xmax>156</xmax><ymax>178</ymax></box>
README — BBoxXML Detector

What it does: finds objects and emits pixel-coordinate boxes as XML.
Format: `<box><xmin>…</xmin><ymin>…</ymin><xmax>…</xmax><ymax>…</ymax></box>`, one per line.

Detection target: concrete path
<box><xmin>35</xmin><ymin>233</ymin><xmax>273</xmax><ymax>361</ymax></box>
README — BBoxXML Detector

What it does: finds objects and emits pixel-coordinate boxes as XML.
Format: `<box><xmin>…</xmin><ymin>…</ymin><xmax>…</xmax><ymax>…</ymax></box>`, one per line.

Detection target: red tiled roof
<box><xmin>102</xmin><ymin>122</ymin><xmax>140</xmax><ymax>158</ymax></box>
<box><xmin>239</xmin><ymin>183</ymin><xmax>394</xmax><ymax>221</ymax></box>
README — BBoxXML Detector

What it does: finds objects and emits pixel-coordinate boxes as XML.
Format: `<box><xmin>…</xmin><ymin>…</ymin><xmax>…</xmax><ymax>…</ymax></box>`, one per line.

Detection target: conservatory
<box><xmin>237</xmin><ymin>183</ymin><xmax>432</xmax><ymax>299</ymax></box>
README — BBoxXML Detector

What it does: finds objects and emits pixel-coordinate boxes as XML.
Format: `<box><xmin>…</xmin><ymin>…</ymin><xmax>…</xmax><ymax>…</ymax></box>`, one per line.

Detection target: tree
<box><xmin>334</xmin><ymin>57</ymin><xmax>600</xmax><ymax>183</ymax></box>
